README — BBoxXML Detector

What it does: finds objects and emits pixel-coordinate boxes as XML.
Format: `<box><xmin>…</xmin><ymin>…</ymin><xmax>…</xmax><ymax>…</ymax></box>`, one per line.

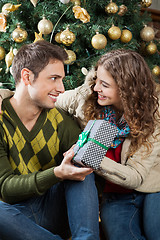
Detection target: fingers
<box><xmin>63</xmin><ymin>146</ymin><xmax>75</xmax><ymax>157</ymax></box>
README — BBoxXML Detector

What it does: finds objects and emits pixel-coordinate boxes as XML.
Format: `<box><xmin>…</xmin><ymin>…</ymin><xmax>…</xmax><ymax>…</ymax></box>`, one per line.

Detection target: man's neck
<box><xmin>10</xmin><ymin>93</ymin><xmax>42</xmax><ymax>132</ymax></box>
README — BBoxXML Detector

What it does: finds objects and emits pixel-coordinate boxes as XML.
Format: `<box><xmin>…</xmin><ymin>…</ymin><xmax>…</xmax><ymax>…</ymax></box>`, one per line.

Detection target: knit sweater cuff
<box><xmin>36</xmin><ymin>167</ymin><xmax>60</xmax><ymax>193</ymax></box>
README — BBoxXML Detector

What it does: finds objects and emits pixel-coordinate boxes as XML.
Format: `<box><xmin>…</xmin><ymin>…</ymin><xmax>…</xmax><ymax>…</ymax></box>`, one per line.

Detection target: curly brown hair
<box><xmin>84</xmin><ymin>49</ymin><xmax>160</xmax><ymax>155</ymax></box>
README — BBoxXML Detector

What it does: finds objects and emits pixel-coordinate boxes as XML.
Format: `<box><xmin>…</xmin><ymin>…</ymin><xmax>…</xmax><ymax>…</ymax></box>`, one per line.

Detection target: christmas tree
<box><xmin>0</xmin><ymin>0</ymin><xmax>159</xmax><ymax>90</ymax></box>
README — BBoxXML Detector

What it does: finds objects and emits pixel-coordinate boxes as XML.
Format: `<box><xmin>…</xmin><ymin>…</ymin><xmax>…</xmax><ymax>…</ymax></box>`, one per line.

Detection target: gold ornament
<box><xmin>34</xmin><ymin>32</ymin><xmax>44</xmax><ymax>43</ymax></box>
<box><xmin>12</xmin><ymin>24</ymin><xmax>28</xmax><ymax>43</ymax></box>
<box><xmin>71</xmin><ymin>0</ymin><xmax>81</xmax><ymax>5</ymax></box>
<box><xmin>105</xmin><ymin>1</ymin><xmax>118</xmax><ymax>14</ymax></box>
<box><xmin>91</xmin><ymin>32</ymin><xmax>107</xmax><ymax>50</ymax></box>
<box><xmin>0</xmin><ymin>46</ymin><xmax>5</xmax><ymax>60</ymax></box>
<box><xmin>2</xmin><ymin>3</ymin><xmax>21</xmax><ymax>16</ymax></box>
<box><xmin>5</xmin><ymin>47</ymin><xmax>14</xmax><ymax>72</ymax></box>
<box><xmin>38</xmin><ymin>17</ymin><xmax>53</xmax><ymax>35</ymax></box>
<box><xmin>152</xmin><ymin>66</ymin><xmax>160</xmax><ymax>76</ymax></box>
<box><xmin>140</xmin><ymin>26</ymin><xmax>155</xmax><ymax>42</ymax></box>
<box><xmin>60</xmin><ymin>27</ymin><xmax>76</xmax><ymax>46</ymax></box>
<box><xmin>108</xmin><ymin>26</ymin><xmax>121</xmax><ymax>40</ymax></box>
<box><xmin>118</xmin><ymin>5</ymin><xmax>128</xmax><ymax>16</ymax></box>
<box><xmin>146</xmin><ymin>42</ymin><xmax>157</xmax><ymax>55</ymax></box>
<box><xmin>120</xmin><ymin>29</ymin><xmax>132</xmax><ymax>43</ymax></box>
<box><xmin>141</xmin><ymin>0</ymin><xmax>152</xmax><ymax>8</ymax></box>
<box><xmin>30</xmin><ymin>0</ymin><xmax>38</xmax><ymax>7</ymax></box>
<box><xmin>72</xmin><ymin>6</ymin><xmax>90</xmax><ymax>23</ymax></box>
<box><xmin>55</xmin><ymin>32</ymin><xmax>62</xmax><ymax>43</ymax></box>
<box><xmin>0</xmin><ymin>13</ymin><xmax>7</xmax><ymax>32</ymax></box>
<box><xmin>64</xmin><ymin>50</ymin><xmax>76</xmax><ymax>64</ymax></box>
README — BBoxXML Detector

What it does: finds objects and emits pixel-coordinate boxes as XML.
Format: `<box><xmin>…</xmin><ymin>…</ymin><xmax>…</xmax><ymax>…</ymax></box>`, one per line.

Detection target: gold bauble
<box><xmin>120</xmin><ymin>29</ymin><xmax>132</xmax><ymax>43</ymax></box>
<box><xmin>140</xmin><ymin>26</ymin><xmax>155</xmax><ymax>42</ymax></box>
<box><xmin>152</xmin><ymin>66</ymin><xmax>160</xmax><ymax>76</ymax></box>
<box><xmin>38</xmin><ymin>17</ymin><xmax>53</xmax><ymax>35</ymax></box>
<box><xmin>64</xmin><ymin>50</ymin><xmax>76</xmax><ymax>64</ymax></box>
<box><xmin>5</xmin><ymin>47</ymin><xmax>14</xmax><ymax>72</ymax></box>
<box><xmin>55</xmin><ymin>32</ymin><xmax>62</xmax><ymax>43</ymax></box>
<box><xmin>108</xmin><ymin>26</ymin><xmax>121</xmax><ymax>40</ymax></box>
<box><xmin>71</xmin><ymin>0</ymin><xmax>81</xmax><ymax>5</ymax></box>
<box><xmin>146</xmin><ymin>42</ymin><xmax>157</xmax><ymax>55</ymax></box>
<box><xmin>141</xmin><ymin>0</ymin><xmax>152</xmax><ymax>8</ymax></box>
<box><xmin>0</xmin><ymin>46</ymin><xmax>5</xmax><ymax>60</ymax></box>
<box><xmin>2</xmin><ymin>3</ymin><xmax>21</xmax><ymax>16</ymax></box>
<box><xmin>60</xmin><ymin>27</ymin><xmax>76</xmax><ymax>46</ymax></box>
<box><xmin>91</xmin><ymin>33</ymin><xmax>107</xmax><ymax>50</ymax></box>
<box><xmin>105</xmin><ymin>2</ymin><xmax>118</xmax><ymax>14</ymax></box>
<box><xmin>12</xmin><ymin>24</ymin><xmax>28</xmax><ymax>43</ymax></box>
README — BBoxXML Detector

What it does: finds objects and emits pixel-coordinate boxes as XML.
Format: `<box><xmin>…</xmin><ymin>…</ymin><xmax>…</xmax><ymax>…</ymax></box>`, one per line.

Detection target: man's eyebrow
<box><xmin>50</xmin><ymin>74</ymin><xmax>62</xmax><ymax>78</ymax></box>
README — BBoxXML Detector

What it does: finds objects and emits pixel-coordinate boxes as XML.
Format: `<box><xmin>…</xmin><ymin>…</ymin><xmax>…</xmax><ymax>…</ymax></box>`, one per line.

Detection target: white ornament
<box><xmin>81</xmin><ymin>67</ymin><xmax>88</xmax><ymax>76</ymax></box>
<box><xmin>10</xmin><ymin>66</ymin><xmax>13</xmax><ymax>75</ymax></box>
<box><xmin>13</xmin><ymin>48</ymin><xmax>18</xmax><ymax>56</ymax></box>
<box><xmin>59</xmin><ymin>0</ymin><xmax>70</xmax><ymax>4</ymax></box>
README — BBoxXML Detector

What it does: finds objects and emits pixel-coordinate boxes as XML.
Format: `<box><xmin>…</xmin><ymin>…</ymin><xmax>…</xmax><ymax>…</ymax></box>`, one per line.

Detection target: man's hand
<box><xmin>54</xmin><ymin>149</ymin><xmax>93</xmax><ymax>181</ymax></box>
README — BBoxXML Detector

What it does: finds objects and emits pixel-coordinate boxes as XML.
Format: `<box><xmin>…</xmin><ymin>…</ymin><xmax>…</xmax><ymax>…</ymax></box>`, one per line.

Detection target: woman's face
<box><xmin>94</xmin><ymin>65</ymin><xmax>122</xmax><ymax>110</ymax></box>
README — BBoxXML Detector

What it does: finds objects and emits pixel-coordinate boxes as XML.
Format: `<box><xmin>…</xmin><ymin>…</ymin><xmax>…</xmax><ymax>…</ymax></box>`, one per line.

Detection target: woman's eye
<box><xmin>102</xmin><ymin>84</ymin><xmax>108</xmax><ymax>88</ymax></box>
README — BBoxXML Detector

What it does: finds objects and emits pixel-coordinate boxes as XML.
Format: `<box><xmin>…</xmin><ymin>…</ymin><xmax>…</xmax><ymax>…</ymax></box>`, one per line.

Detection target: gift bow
<box><xmin>76</xmin><ymin>120</ymin><xmax>109</xmax><ymax>151</ymax></box>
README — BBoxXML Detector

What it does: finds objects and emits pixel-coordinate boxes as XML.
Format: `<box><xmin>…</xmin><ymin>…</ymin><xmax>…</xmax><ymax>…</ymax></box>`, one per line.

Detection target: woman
<box><xmin>57</xmin><ymin>49</ymin><xmax>160</xmax><ymax>240</ymax></box>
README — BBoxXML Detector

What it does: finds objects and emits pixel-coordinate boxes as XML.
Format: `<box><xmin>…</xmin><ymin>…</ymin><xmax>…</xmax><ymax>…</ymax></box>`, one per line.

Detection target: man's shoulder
<box><xmin>48</xmin><ymin>107</ymin><xmax>75</xmax><ymax>123</ymax></box>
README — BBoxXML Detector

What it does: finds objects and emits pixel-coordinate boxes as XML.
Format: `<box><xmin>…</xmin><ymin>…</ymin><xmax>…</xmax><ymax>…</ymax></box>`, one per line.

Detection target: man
<box><xmin>0</xmin><ymin>41</ymin><xmax>99</xmax><ymax>240</ymax></box>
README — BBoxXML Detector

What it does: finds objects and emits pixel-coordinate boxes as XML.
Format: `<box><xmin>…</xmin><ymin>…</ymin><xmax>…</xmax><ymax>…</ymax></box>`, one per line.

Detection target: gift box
<box><xmin>73</xmin><ymin>120</ymin><xmax>119</xmax><ymax>170</ymax></box>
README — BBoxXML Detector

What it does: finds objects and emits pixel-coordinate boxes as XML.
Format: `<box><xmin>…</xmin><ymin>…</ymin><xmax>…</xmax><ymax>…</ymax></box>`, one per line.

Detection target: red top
<box><xmin>103</xmin><ymin>143</ymin><xmax>133</xmax><ymax>193</ymax></box>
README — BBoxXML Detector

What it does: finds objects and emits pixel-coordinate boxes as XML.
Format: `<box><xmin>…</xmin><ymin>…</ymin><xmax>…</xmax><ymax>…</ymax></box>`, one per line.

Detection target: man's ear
<box><xmin>21</xmin><ymin>68</ymin><xmax>34</xmax><ymax>86</ymax></box>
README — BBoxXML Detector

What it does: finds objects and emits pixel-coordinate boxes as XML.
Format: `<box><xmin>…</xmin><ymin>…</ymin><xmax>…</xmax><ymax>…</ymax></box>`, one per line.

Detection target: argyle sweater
<box><xmin>0</xmin><ymin>98</ymin><xmax>81</xmax><ymax>204</ymax></box>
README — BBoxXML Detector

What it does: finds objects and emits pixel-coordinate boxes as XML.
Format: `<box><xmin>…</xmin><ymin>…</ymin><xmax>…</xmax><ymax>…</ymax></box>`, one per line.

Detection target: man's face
<box><xmin>27</xmin><ymin>60</ymin><xmax>65</xmax><ymax>109</ymax></box>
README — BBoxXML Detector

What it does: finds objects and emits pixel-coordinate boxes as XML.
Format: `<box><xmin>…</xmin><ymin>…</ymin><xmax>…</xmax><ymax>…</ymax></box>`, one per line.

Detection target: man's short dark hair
<box><xmin>12</xmin><ymin>40</ymin><xmax>68</xmax><ymax>85</ymax></box>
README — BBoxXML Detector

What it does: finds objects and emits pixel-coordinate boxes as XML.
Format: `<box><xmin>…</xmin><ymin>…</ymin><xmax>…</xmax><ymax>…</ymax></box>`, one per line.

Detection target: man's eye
<box><xmin>51</xmin><ymin>77</ymin><xmax>56</xmax><ymax>81</ymax></box>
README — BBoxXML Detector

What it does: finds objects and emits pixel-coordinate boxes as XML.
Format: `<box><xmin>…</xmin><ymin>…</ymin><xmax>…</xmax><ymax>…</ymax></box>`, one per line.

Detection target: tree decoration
<box><xmin>60</xmin><ymin>26</ymin><xmax>76</xmax><ymax>46</ymax></box>
<box><xmin>141</xmin><ymin>0</ymin><xmax>152</xmax><ymax>8</ymax></box>
<box><xmin>146</xmin><ymin>42</ymin><xmax>157</xmax><ymax>55</ymax></box>
<box><xmin>5</xmin><ymin>47</ymin><xmax>14</xmax><ymax>72</ymax></box>
<box><xmin>118</xmin><ymin>5</ymin><xmax>128</xmax><ymax>16</ymax></box>
<box><xmin>59</xmin><ymin>0</ymin><xmax>70</xmax><ymax>3</ymax></box>
<box><xmin>0</xmin><ymin>13</ymin><xmax>7</xmax><ymax>32</ymax></box>
<box><xmin>64</xmin><ymin>50</ymin><xmax>76</xmax><ymax>64</ymax></box>
<box><xmin>140</xmin><ymin>25</ymin><xmax>155</xmax><ymax>42</ymax></box>
<box><xmin>152</xmin><ymin>66</ymin><xmax>160</xmax><ymax>77</ymax></box>
<box><xmin>12</xmin><ymin>24</ymin><xmax>28</xmax><ymax>43</ymax></box>
<box><xmin>2</xmin><ymin>3</ymin><xmax>21</xmax><ymax>16</ymax></box>
<box><xmin>30</xmin><ymin>0</ymin><xmax>38</xmax><ymax>7</ymax></box>
<box><xmin>120</xmin><ymin>29</ymin><xmax>132</xmax><ymax>43</ymax></box>
<box><xmin>38</xmin><ymin>17</ymin><xmax>53</xmax><ymax>35</ymax></box>
<box><xmin>55</xmin><ymin>32</ymin><xmax>62</xmax><ymax>43</ymax></box>
<box><xmin>105</xmin><ymin>0</ymin><xmax>118</xmax><ymax>14</ymax></box>
<box><xmin>72</xmin><ymin>6</ymin><xmax>90</xmax><ymax>23</ymax></box>
<box><xmin>13</xmin><ymin>48</ymin><xmax>18</xmax><ymax>56</ymax></box>
<box><xmin>71</xmin><ymin>0</ymin><xmax>81</xmax><ymax>5</ymax></box>
<box><xmin>91</xmin><ymin>32</ymin><xmax>107</xmax><ymax>50</ymax></box>
<box><xmin>34</xmin><ymin>32</ymin><xmax>44</xmax><ymax>42</ymax></box>
<box><xmin>0</xmin><ymin>46</ymin><xmax>5</xmax><ymax>60</ymax></box>
<box><xmin>81</xmin><ymin>67</ymin><xmax>88</xmax><ymax>75</ymax></box>
<box><xmin>108</xmin><ymin>25</ymin><xmax>121</xmax><ymax>40</ymax></box>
